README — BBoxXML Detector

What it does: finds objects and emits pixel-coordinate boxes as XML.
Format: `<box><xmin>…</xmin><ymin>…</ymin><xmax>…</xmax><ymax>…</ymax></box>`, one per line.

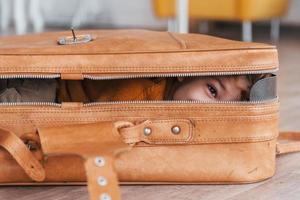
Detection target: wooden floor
<box><xmin>1</xmin><ymin>28</ymin><xmax>300</xmax><ymax>200</ymax></box>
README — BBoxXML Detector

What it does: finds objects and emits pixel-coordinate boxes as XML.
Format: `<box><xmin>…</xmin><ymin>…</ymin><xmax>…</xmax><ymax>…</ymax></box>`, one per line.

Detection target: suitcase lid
<box><xmin>0</xmin><ymin>29</ymin><xmax>278</xmax><ymax>79</ymax></box>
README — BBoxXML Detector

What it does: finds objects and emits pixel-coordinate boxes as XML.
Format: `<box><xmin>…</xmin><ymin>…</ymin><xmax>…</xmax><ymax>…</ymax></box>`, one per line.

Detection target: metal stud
<box><xmin>94</xmin><ymin>156</ymin><xmax>105</xmax><ymax>167</ymax></box>
<box><xmin>99</xmin><ymin>193</ymin><xmax>111</xmax><ymax>200</ymax></box>
<box><xmin>143</xmin><ymin>127</ymin><xmax>152</xmax><ymax>136</ymax></box>
<box><xmin>171</xmin><ymin>126</ymin><xmax>181</xmax><ymax>135</ymax></box>
<box><xmin>97</xmin><ymin>176</ymin><xmax>108</xmax><ymax>186</ymax></box>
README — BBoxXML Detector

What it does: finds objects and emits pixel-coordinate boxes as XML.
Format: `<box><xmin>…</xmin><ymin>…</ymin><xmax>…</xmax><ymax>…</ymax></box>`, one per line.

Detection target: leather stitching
<box><xmin>0</xmin><ymin>116</ymin><xmax>277</xmax><ymax>125</ymax></box>
<box><xmin>0</xmin><ymin>116</ymin><xmax>277</xmax><ymax>124</ymax></box>
<box><xmin>0</xmin><ymin>47</ymin><xmax>277</xmax><ymax>55</ymax></box>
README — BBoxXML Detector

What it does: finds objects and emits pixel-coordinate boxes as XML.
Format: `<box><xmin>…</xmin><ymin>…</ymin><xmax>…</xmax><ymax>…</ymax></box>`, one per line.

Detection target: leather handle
<box><xmin>276</xmin><ymin>132</ymin><xmax>300</xmax><ymax>155</ymax></box>
<box><xmin>38</xmin><ymin>121</ymin><xmax>132</xmax><ymax>200</ymax></box>
<box><xmin>0</xmin><ymin>128</ymin><xmax>45</xmax><ymax>182</ymax></box>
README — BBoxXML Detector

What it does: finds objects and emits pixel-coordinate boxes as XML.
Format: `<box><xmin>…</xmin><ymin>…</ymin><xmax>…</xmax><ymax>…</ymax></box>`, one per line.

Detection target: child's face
<box><xmin>173</xmin><ymin>76</ymin><xmax>251</xmax><ymax>101</ymax></box>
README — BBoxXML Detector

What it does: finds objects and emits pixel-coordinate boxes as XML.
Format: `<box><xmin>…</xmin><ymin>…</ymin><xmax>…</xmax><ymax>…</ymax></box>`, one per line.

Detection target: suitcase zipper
<box><xmin>0</xmin><ymin>69</ymin><xmax>278</xmax><ymax>107</ymax></box>
<box><xmin>0</xmin><ymin>98</ymin><xmax>278</xmax><ymax>107</ymax></box>
<box><xmin>83</xmin><ymin>98</ymin><xmax>278</xmax><ymax>107</ymax></box>
<box><xmin>83</xmin><ymin>69</ymin><xmax>277</xmax><ymax>80</ymax></box>
<box><xmin>0</xmin><ymin>69</ymin><xmax>277</xmax><ymax>80</ymax></box>
<box><xmin>0</xmin><ymin>102</ymin><xmax>61</xmax><ymax>107</ymax></box>
<box><xmin>0</xmin><ymin>74</ymin><xmax>60</xmax><ymax>79</ymax></box>
<box><xmin>83</xmin><ymin>69</ymin><xmax>278</xmax><ymax>106</ymax></box>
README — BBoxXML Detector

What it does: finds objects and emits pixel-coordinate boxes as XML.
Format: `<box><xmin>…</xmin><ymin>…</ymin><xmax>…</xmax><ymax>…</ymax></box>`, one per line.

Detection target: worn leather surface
<box><xmin>38</xmin><ymin>122</ymin><xmax>131</xmax><ymax>200</ymax></box>
<box><xmin>0</xmin><ymin>30</ymin><xmax>278</xmax><ymax>76</ymax></box>
<box><xmin>0</xmin><ymin>30</ymin><xmax>284</xmax><ymax>191</ymax></box>
<box><xmin>0</xmin><ymin>128</ymin><xmax>45</xmax><ymax>182</ymax></box>
<box><xmin>0</xmin><ymin>101</ymin><xmax>279</xmax><ymax>184</ymax></box>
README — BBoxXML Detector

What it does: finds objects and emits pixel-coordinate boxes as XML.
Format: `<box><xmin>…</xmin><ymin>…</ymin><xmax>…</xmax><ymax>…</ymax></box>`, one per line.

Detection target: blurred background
<box><xmin>0</xmin><ymin>0</ymin><xmax>298</xmax><ymax>41</ymax></box>
<box><xmin>0</xmin><ymin>0</ymin><xmax>299</xmax><ymax>130</ymax></box>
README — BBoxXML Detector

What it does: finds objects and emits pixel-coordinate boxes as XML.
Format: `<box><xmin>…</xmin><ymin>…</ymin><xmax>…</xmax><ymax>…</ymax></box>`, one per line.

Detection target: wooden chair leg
<box><xmin>198</xmin><ymin>21</ymin><xmax>209</xmax><ymax>34</ymax></box>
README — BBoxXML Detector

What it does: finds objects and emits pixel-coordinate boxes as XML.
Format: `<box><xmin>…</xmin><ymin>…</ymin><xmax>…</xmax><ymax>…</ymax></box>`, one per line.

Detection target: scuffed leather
<box><xmin>38</xmin><ymin>122</ymin><xmax>131</xmax><ymax>200</ymax></box>
<box><xmin>0</xmin><ymin>128</ymin><xmax>45</xmax><ymax>181</ymax></box>
<box><xmin>0</xmin><ymin>30</ymin><xmax>284</xmax><ymax>190</ymax></box>
<box><xmin>0</xmin><ymin>102</ymin><xmax>279</xmax><ymax>184</ymax></box>
<box><xmin>0</xmin><ymin>30</ymin><xmax>278</xmax><ymax>76</ymax></box>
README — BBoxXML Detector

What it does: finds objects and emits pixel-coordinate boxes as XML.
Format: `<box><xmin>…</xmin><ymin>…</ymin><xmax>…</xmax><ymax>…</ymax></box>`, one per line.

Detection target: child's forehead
<box><xmin>218</xmin><ymin>76</ymin><xmax>251</xmax><ymax>91</ymax></box>
<box><xmin>186</xmin><ymin>75</ymin><xmax>251</xmax><ymax>88</ymax></box>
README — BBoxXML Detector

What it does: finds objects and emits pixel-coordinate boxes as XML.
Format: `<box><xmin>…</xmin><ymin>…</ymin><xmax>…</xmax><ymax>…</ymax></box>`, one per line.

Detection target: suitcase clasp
<box><xmin>58</xmin><ymin>29</ymin><xmax>93</xmax><ymax>45</ymax></box>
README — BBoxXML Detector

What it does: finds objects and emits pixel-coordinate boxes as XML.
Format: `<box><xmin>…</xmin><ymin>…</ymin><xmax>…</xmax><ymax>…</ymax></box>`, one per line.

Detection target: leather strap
<box><xmin>117</xmin><ymin>119</ymin><xmax>193</xmax><ymax>145</ymax></box>
<box><xmin>2</xmin><ymin>120</ymin><xmax>300</xmax><ymax>200</ymax></box>
<box><xmin>85</xmin><ymin>155</ymin><xmax>122</xmax><ymax>200</ymax></box>
<box><xmin>0</xmin><ymin>128</ymin><xmax>45</xmax><ymax>182</ymax></box>
<box><xmin>277</xmin><ymin>132</ymin><xmax>300</xmax><ymax>155</ymax></box>
<box><xmin>38</xmin><ymin>122</ymin><xmax>132</xmax><ymax>200</ymax></box>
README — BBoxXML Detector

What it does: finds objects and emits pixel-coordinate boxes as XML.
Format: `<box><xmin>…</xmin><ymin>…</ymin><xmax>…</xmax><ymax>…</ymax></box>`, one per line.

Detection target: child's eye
<box><xmin>207</xmin><ymin>84</ymin><xmax>218</xmax><ymax>98</ymax></box>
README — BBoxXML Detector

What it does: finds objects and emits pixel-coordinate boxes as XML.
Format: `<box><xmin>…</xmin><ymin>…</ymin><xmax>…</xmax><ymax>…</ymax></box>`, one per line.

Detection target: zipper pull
<box><xmin>61</xmin><ymin>102</ymin><xmax>84</xmax><ymax>109</ymax></box>
<box><xmin>61</xmin><ymin>73</ymin><xmax>84</xmax><ymax>80</ymax></box>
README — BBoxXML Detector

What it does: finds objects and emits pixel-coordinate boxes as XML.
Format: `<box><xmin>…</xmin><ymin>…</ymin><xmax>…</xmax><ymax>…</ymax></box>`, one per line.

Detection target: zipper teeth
<box><xmin>0</xmin><ymin>98</ymin><xmax>278</xmax><ymax>107</ymax></box>
<box><xmin>0</xmin><ymin>70</ymin><xmax>277</xmax><ymax>106</ymax></box>
<box><xmin>0</xmin><ymin>102</ymin><xmax>61</xmax><ymax>107</ymax></box>
<box><xmin>83</xmin><ymin>98</ymin><xmax>278</xmax><ymax>107</ymax></box>
<box><xmin>0</xmin><ymin>74</ymin><xmax>61</xmax><ymax>79</ymax></box>
<box><xmin>83</xmin><ymin>69</ymin><xmax>278</xmax><ymax>80</ymax></box>
<box><xmin>0</xmin><ymin>69</ymin><xmax>277</xmax><ymax>80</ymax></box>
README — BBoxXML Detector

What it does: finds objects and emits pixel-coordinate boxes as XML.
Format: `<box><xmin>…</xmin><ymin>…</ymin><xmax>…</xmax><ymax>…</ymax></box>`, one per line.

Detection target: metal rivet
<box><xmin>97</xmin><ymin>176</ymin><xmax>108</xmax><ymax>186</ymax></box>
<box><xmin>143</xmin><ymin>127</ymin><xmax>152</xmax><ymax>136</ymax></box>
<box><xmin>171</xmin><ymin>126</ymin><xmax>181</xmax><ymax>135</ymax></box>
<box><xmin>99</xmin><ymin>193</ymin><xmax>111</xmax><ymax>200</ymax></box>
<box><xmin>94</xmin><ymin>156</ymin><xmax>105</xmax><ymax>167</ymax></box>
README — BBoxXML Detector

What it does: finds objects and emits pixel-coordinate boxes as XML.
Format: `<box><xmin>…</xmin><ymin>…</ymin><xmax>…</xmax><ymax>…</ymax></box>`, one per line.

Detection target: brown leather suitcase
<box><xmin>0</xmin><ymin>29</ymin><xmax>299</xmax><ymax>200</ymax></box>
